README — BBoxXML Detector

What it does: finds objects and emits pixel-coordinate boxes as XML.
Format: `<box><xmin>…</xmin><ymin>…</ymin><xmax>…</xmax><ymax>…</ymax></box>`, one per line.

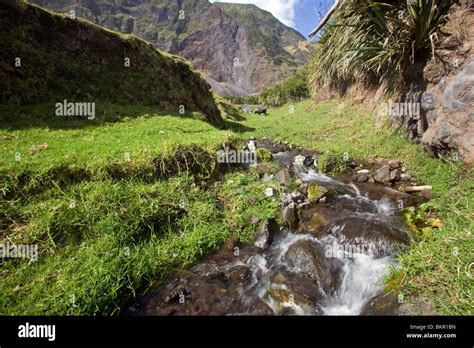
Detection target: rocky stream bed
<box><xmin>126</xmin><ymin>139</ymin><xmax>429</xmax><ymax>316</ymax></box>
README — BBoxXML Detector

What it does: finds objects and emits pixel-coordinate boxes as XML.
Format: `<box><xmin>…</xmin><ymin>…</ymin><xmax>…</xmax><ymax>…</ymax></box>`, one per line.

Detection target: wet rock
<box><xmin>362</xmin><ymin>292</ymin><xmax>400</xmax><ymax>315</ymax></box>
<box><xmin>224</xmin><ymin>265</ymin><xmax>251</xmax><ymax>284</ymax></box>
<box><xmin>293</xmin><ymin>155</ymin><xmax>306</xmax><ymax>166</ymax></box>
<box><xmin>304</xmin><ymin>155</ymin><xmax>316</xmax><ymax>167</ymax></box>
<box><xmin>374</xmin><ymin>165</ymin><xmax>391</xmax><ymax>184</ymax></box>
<box><xmin>297</xmin><ymin>210</ymin><xmax>326</xmax><ymax>236</ymax></box>
<box><xmin>275</xmin><ymin>168</ymin><xmax>292</xmax><ymax>186</ymax></box>
<box><xmin>254</xmin><ymin>219</ymin><xmax>278</xmax><ymax>250</ymax></box>
<box><xmin>265</xmin><ymin>279</ymin><xmax>322</xmax><ymax>315</ymax></box>
<box><xmin>241</xmin><ymin>298</ymin><xmax>274</xmax><ymax>316</ymax></box>
<box><xmin>165</xmin><ymin>285</ymin><xmax>191</xmax><ymax>304</ymax></box>
<box><xmin>284</xmin><ymin>239</ymin><xmax>341</xmax><ymax>293</ymax></box>
<box><xmin>307</xmin><ymin>183</ymin><xmax>328</xmax><ymax>202</ymax></box>
<box><xmin>281</xmin><ymin>203</ymin><xmax>298</xmax><ymax>227</ymax></box>
<box><xmin>326</xmin><ymin>216</ymin><xmax>408</xmax><ymax>257</ymax></box>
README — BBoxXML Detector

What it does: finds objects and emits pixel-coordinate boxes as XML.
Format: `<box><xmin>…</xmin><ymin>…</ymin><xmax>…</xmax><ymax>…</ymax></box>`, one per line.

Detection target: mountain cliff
<box><xmin>29</xmin><ymin>0</ymin><xmax>312</xmax><ymax>95</ymax></box>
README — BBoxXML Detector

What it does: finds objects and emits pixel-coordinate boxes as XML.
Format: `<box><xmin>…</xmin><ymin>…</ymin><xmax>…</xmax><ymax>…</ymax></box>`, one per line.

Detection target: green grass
<box><xmin>1</xmin><ymin>99</ymin><xmax>472</xmax><ymax>315</ymax></box>
<box><xmin>0</xmin><ymin>107</ymin><xmax>236</xmax><ymax>197</ymax></box>
<box><xmin>0</xmin><ymin>106</ymin><xmax>280</xmax><ymax>315</ymax></box>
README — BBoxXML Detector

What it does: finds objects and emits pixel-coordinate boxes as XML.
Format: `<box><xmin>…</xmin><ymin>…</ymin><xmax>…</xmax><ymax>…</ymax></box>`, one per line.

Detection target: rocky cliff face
<box><xmin>0</xmin><ymin>0</ymin><xmax>224</xmax><ymax>127</ymax></box>
<box><xmin>29</xmin><ymin>0</ymin><xmax>312</xmax><ymax>96</ymax></box>
<box><xmin>419</xmin><ymin>1</ymin><xmax>474</xmax><ymax>164</ymax></box>
<box><xmin>375</xmin><ymin>1</ymin><xmax>474</xmax><ymax>164</ymax></box>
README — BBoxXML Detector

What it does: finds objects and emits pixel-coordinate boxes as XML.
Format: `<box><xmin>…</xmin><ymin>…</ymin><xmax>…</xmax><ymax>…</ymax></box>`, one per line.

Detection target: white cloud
<box><xmin>211</xmin><ymin>0</ymin><xmax>300</xmax><ymax>28</ymax></box>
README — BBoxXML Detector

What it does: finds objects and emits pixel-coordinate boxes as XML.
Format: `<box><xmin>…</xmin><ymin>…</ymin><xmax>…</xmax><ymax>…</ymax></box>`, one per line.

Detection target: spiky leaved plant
<box><xmin>309</xmin><ymin>0</ymin><xmax>454</xmax><ymax>93</ymax></box>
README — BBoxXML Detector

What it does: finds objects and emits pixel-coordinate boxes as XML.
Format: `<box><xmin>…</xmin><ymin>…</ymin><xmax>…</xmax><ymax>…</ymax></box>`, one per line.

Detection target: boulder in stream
<box><xmin>284</xmin><ymin>239</ymin><xmax>341</xmax><ymax>294</ymax></box>
<box><xmin>326</xmin><ymin>216</ymin><xmax>408</xmax><ymax>257</ymax></box>
<box><xmin>254</xmin><ymin>219</ymin><xmax>279</xmax><ymax>250</ymax></box>
<box><xmin>281</xmin><ymin>203</ymin><xmax>298</xmax><ymax>227</ymax></box>
<box><xmin>307</xmin><ymin>183</ymin><xmax>329</xmax><ymax>202</ymax></box>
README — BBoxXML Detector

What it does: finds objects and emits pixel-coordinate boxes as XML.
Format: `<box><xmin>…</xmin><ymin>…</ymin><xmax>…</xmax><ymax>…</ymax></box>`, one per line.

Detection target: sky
<box><xmin>211</xmin><ymin>0</ymin><xmax>333</xmax><ymax>40</ymax></box>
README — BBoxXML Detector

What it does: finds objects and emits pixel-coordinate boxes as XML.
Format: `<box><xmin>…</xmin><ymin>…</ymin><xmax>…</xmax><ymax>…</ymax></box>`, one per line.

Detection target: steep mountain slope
<box><xmin>29</xmin><ymin>0</ymin><xmax>312</xmax><ymax>96</ymax></box>
<box><xmin>0</xmin><ymin>0</ymin><xmax>224</xmax><ymax>127</ymax></box>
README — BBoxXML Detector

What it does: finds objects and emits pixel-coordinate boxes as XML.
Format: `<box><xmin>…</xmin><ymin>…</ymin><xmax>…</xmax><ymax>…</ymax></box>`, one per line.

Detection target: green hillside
<box><xmin>0</xmin><ymin>0</ymin><xmax>224</xmax><ymax>128</ymax></box>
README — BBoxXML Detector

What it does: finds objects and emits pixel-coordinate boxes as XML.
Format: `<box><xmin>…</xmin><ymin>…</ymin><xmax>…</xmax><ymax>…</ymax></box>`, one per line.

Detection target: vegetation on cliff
<box><xmin>308</xmin><ymin>0</ymin><xmax>454</xmax><ymax>91</ymax></box>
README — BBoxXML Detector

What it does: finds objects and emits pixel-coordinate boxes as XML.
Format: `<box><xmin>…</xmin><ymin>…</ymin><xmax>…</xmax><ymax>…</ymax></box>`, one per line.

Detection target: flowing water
<box><xmin>127</xmin><ymin>144</ymin><xmax>416</xmax><ymax>316</ymax></box>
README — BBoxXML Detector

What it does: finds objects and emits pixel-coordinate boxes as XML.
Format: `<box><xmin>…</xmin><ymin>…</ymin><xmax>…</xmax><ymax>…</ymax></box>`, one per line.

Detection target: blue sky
<box><xmin>211</xmin><ymin>0</ymin><xmax>332</xmax><ymax>40</ymax></box>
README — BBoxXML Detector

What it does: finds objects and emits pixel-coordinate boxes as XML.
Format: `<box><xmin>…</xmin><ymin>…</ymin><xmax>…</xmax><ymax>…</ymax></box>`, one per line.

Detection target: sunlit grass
<box><xmin>1</xmin><ymin>99</ymin><xmax>472</xmax><ymax>315</ymax></box>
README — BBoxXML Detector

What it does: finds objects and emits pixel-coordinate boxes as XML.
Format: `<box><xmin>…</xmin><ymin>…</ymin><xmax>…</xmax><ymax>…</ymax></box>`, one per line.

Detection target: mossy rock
<box><xmin>307</xmin><ymin>184</ymin><xmax>328</xmax><ymax>202</ymax></box>
<box><xmin>257</xmin><ymin>148</ymin><xmax>273</xmax><ymax>163</ymax></box>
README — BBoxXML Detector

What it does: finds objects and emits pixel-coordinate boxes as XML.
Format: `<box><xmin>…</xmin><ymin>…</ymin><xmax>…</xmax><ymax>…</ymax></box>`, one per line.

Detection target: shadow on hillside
<box><xmin>220</xmin><ymin>103</ymin><xmax>247</xmax><ymax>122</ymax></box>
<box><xmin>0</xmin><ymin>103</ymin><xmax>235</xmax><ymax>131</ymax></box>
<box><xmin>224</xmin><ymin>119</ymin><xmax>255</xmax><ymax>133</ymax></box>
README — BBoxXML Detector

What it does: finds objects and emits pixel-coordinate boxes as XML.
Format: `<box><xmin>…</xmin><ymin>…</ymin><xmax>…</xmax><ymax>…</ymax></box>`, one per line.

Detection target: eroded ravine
<box><xmin>126</xmin><ymin>140</ymin><xmax>426</xmax><ymax>316</ymax></box>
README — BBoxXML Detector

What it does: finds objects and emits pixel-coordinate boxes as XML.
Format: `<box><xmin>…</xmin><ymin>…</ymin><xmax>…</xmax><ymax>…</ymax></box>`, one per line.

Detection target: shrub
<box><xmin>309</xmin><ymin>0</ymin><xmax>454</xmax><ymax>93</ymax></box>
<box><xmin>259</xmin><ymin>67</ymin><xmax>310</xmax><ymax>107</ymax></box>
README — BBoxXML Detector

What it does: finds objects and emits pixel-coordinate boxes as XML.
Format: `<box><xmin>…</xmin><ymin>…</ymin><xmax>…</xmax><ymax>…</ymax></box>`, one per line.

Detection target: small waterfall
<box><xmin>319</xmin><ymin>236</ymin><xmax>394</xmax><ymax>315</ymax></box>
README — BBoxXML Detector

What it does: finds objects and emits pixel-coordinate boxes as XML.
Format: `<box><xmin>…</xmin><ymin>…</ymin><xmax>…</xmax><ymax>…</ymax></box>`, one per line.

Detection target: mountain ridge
<box><xmin>29</xmin><ymin>0</ymin><xmax>313</xmax><ymax>96</ymax></box>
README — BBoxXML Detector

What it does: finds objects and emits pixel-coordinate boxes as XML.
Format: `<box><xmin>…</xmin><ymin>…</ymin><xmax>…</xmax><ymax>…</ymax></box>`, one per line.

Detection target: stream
<box><xmin>126</xmin><ymin>140</ymin><xmax>423</xmax><ymax>316</ymax></box>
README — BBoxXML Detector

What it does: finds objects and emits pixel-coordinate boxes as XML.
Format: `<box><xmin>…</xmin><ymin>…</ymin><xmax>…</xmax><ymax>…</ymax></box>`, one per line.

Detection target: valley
<box><xmin>0</xmin><ymin>0</ymin><xmax>472</xmax><ymax>318</ymax></box>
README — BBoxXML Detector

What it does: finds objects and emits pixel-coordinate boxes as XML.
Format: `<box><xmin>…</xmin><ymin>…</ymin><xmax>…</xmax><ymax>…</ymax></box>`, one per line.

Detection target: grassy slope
<box><xmin>0</xmin><ymin>0</ymin><xmax>223</xmax><ymax>127</ymax></box>
<box><xmin>0</xmin><ymin>109</ymin><xmax>278</xmax><ymax>315</ymax></box>
<box><xmin>1</xmin><ymin>100</ymin><xmax>472</xmax><ymax>315</ymax></box>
